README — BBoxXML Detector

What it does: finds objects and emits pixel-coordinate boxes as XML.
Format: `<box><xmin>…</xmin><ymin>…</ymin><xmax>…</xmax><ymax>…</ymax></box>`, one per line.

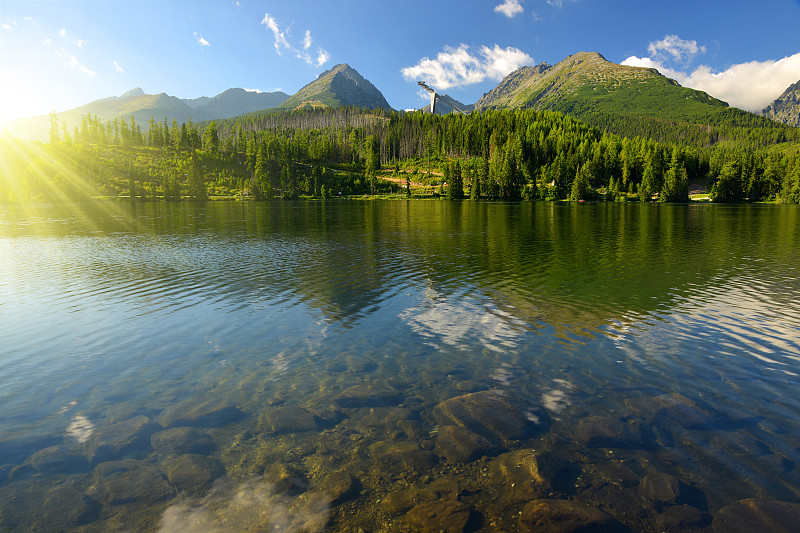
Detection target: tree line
<box><xmin>2</xmin><ymin>106</ymin><xmax>799</xmax><ymax>204</ymax></box>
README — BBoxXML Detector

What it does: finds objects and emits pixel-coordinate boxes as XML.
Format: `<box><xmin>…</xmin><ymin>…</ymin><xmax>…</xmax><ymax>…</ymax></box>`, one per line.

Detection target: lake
<box><xmin>1</xmin><ymin>200</ymin><xmax>799</xmax><ymax>532</ymax></box>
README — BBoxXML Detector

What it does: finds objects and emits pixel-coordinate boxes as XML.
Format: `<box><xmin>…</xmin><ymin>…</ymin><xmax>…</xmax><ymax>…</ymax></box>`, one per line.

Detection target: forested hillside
<box><xmin>2</xmin><ymin>106</ymin><xmax>799</xmax><ymax>205</ymax></box>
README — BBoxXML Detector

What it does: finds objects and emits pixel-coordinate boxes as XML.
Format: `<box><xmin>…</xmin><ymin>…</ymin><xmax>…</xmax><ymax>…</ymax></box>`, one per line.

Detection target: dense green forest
<box><xmin>2</xmin><ymin>106</ymin><xmax>799</xmax><ymax>204</ymax></box>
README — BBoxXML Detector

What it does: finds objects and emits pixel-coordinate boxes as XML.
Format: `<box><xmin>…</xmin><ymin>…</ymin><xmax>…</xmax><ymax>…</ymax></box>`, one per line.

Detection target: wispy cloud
<box><xmin>495</xmin><ymin>0</ymin><xmax>524</xmax><ymax>18</ymax></box>
<box><xmin>546</xmin><ymin>0</ymin><xmax>577</xmax><ymax>7</ymax></box>
<box><xmin>54</xmin><ymin>48</ymin><xmax>95</xmax><ymax>76</ymax></box>
<box><xmin>58</xmin><ymin>27</ymin><xmax>88</xmax><ymax>48</ymax></box>
<box><xmin>623</xmin><ymin>38</ymin><xmax>800</xmax><ymax>112</ymax></box>
<box><xmin>261</xmin><ymin>13</ymin><xmax>291</xmax><ymax>55</ymax></box>
<box><xmin>401</xmin><ymin>44</ymin><xmax>533</xmax><ymax>91</ymax></box>
<box><xmin>113</xmin><ymin>60</ymin><xmax>124</xmax><ymax>73</ymax></box>
<box><xmin>261</xmin><ymin>14</ymin><xmax>330</xmax><ymax>68</ymax></box>
<box><xmin>194</xmin><ymin>32</ymin><xmax>210</xmax><ymax>47</ymax></box>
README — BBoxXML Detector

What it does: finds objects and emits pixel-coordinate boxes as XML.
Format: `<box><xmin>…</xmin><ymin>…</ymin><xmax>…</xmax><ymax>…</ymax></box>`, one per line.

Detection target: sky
<box><xmin>1</xmin><ymin>0</ymin><xmax>800</xmax><ymax>125</ymax></box>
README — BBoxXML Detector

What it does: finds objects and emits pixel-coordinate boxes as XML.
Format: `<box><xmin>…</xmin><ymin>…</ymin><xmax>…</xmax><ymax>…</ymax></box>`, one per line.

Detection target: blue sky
<box><xmin>1</xmin><ymin>0</ymin><xmax>800</xmax><ymax>124</ymax></box>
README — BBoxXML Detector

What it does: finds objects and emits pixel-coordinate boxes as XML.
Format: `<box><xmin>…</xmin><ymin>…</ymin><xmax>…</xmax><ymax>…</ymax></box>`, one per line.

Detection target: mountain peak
<box><xmin>280</xmin><ymin>63</ymin><xmax>392</xmax><ymax>111</ymax></box>
<box><xmin>120</xmin><ymin>87</ymin><xmax>145</xmax><ymax>98</ymax></box>
<box><xmin>762</xmin><ymin>79</ymin><xmax>800</xmax><ymax>127</ymax></box>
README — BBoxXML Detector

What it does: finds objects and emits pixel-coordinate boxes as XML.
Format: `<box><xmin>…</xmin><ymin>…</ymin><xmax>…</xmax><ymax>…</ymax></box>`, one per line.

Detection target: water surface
<box><xmin>1</xmin><ymin>201</ymin><xmax>799</xmax><ymax>531</ymax></box>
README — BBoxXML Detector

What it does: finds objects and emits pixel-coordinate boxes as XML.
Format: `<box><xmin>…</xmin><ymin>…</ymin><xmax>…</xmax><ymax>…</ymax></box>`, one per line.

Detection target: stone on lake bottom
<box><xmin>259</xmin><ymin>406</ymin><xmax>321</xmax><ymax>434</ymax></box>
<box><xmin>574</xmin><ymin>416</ymin><xmax>644</xmax><ymax>449</ymax></box>
<box><xmin>712</xmin><ymin>498</ymin><xmax>800</xmax><ymax>533</ymax></box>
<box><xmin>433</xmin><ymin>390</ymin><xmax>544</xmax><ymax>444</ymax></box>
<box><xmin>332</xmin><ymin>385</ymin><xmax>404</xmax><ymax>408</ymax></box>
<box><xmin>90</xmin><ymin>460</ymin><xmax>174</xmax><ymax>505</ymax></box>
<box><xmin>32</xmin><ymin>487</ymin><xmax>102</xmax><ymax>530</ymax></box>
<box><xmin>637</xmin><ymin>472</ymin><xmax>680</xmax><ymax>503</ymax></box>
<box><xmin>406</xmin><ymin>500</ymin><xmax>471</xmax><ymax>533</ymax></box>
<box><xmin>166</xmin><ymin>404</ymin><xmax>245</xmax><ymax>429</ymax></box>
<box><xmin>434</xmin><ymin>425</ymin><xmax>497</xmax><ymax>463</ymax></box>
<box><xmin>369</xmin><ymin>440</ymin><xmax>437</xmax><ymax>474</ymax></box>
<box><xmin>520</xmin><ymin>499</ymin><xmax>617</xmax><ymax>533</ymax></box>
<box><xmin>320</xmin><ymin>471</ymin><xmax>359</xmax><ymax>504</ymax></box>
<box><xmin>27</xmin><ymin>445</ymin><xmax>90</xmax><ymax>474</ymax></box>
<box><xmin>162</xmin><ymin>454</ymin><xmax>226</xmax><ymax>494</ymax></box>
<box><xmin>84</xmin><ymin>415</ymin><xmax>159</xmax><ymax>464</ymax></box>
<box><xmin>151</xmin><ymin>427</ymin><xmax>216</xmax><ymax>455</ymax></box>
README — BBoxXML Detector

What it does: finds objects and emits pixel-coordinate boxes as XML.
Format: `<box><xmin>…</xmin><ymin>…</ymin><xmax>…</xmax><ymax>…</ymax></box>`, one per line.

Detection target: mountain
<box><xmin>193</xmin><ymin>88</ymin><xmax>288</xmax><ymax>118</ymax></box>
<box><xmin>762</xmin><ymin>80</ymin><xmax>800</xmax><ymax>127</ymax></box>
<box><xmin>8</xmin><ymin>87</ymin><xmax>289</xmax><ymax>142</ymax></box>
<box><xmin>475</xmin><ymin>52</ymin><xmax>728</xmax><ymax>120</ymax></box>
<box><xmin>278</xmin><ymin>64</ymin><xmax>393</xmax><ymax>111</ymax></box>
<box><xmin>8</xmin><ymin>90</ymin><xmax>202</xmax><ymax>142</ymax></box>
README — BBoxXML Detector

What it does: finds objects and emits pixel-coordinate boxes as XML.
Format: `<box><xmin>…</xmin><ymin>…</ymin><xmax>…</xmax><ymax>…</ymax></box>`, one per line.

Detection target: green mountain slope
<box><xmin>475</xmin><ymin>52</ymin><xmax>727</xmax><ymax>119</ymax></box>
<box><xmin>279</xmin><ymin>64</ymin><xmax>393</xmax><ymax>111</ymax></box>
<box><xmin>475</xmin><ymin>52</ymin><xmax>797</xmax><ymax>149</ymax></box>
<box><xmin>762</xmin><ymin>79</ymin><xmax>800</xmax><ymax>127</ymax></box>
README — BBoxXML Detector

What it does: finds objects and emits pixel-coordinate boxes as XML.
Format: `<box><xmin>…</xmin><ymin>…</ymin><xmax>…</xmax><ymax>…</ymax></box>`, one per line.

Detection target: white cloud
<box><xmin>622</xmin><ymin>52</ymin><xmax>800</xmax><ymax>113</ymax></box>
<box><xmin>262</xmin><ymin>14</ymin><xmax>329</xmax><ymax>68</ymax></box>
<box><xmin>194</xmin><ymin>32</ymin><xmax>210</xmax><ymax>47</ymax></box>
<box><xmin>495</xmin><ymin>0</ymin><xmax>524</xmax><ymax>18</ymax></box>
<box><xmin>402</xmin><ymin>44</ymin><xmax>533</xmax><ymax>90</ymax></box>
<box><xmin>113</xmin><ymin>60</ymin><xmax>124</xmax><ymax>73</ymax></box>
<box><xmin>546</xmin><ymin>0</ymin><xmax>576</xmax><ymax>7</ymax></box>
<box><xmin>43</xmin><ymin>37</ymin><xmax>51</xmax><ymax>46</ymax></box>
<box><xmin>316</xmin><ymin>48</ymin><xmax>330</xmax><ymax>67</ymax></box>
<box><xmin>54</xmin><ymin>48</ymin><xmax>95</xmax><ymax>76</ymax></box>
<box><xmin>59</xmin><ymin>28</ymin><xmax>67</xmax><ymax>37</ymax></box>
<box><xmin>1</xmin><ymin>23</ymin><xmax>11</xmax><ymax>31</ymax></box>
<box><xmin>244</xmin><ymin>88</ymin><xmax>263</xmax><ymax>93</ymax></box>
<box><xmin>261</xmin><ymin>13</ymin><xmax>291</xmax><ymax>55</ymax></box>
<box><xmin>647</xmin><ymin>34</ymin><xmax>705</xmax><ymax>66</ymax></box>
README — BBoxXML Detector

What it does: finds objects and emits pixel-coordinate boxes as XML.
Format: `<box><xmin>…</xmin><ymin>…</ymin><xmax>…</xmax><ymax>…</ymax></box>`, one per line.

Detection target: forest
<box><xmin>1</xmin><ymin>105</ymin><xmax>799</xmax><ymax>204</ymax></box>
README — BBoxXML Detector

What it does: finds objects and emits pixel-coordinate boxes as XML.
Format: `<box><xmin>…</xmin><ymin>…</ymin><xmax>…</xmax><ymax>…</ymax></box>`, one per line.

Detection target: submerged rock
<box><xmin>84</xmin><ymin>415</ymin><xmax>159</xmax><ymax>464</ymax></box>
<box><xmin>333</xmin><ymin>385</ymin><xmax>404</xmax><ymax>408</ymax></box>
<box><xmin>262</xmin><ymin>462</ymin><xmax>309</xmax><ymax>495</ymax></box>
<box><xmin>712</xmin><ymin>498</ymin><xmax>800</xmax><ymax>532</ymax></box>
<box><xmin>406</xmin><ymin>500</ymin><xmax>471</xmax><ymax>533</ymax></box>
<box><xmin>574</xmin><ymin>416</ymin><xmax>645</xmax><ymax>449</ymax></box>
<box><xmin>151</xmin><ymin>427</ymin><xmax>216</xmax><ymax>455</ymax></box>
<box><xmin>655</xmin><ymin>392</ymin><xmax>726</xmax><ymax>429</ymax></box>
<box><xmin>259</xmin><ymin>406</ymin><xmax>321</xmax><ymax>434</ymax></box>
<box><xmin>433</xmin><ymin>390</ymin><xmax>545</xmax><ymax>444</ymax></box>
<box><xmin>520</xmin><ymin>499</ymin><xmax>617</xmax><ymax>532</ymax></box>
<box><xmin>26</xmin><ymin>446</ymin><xmax>89</xmax><ymax>474</ymax></box>
<box><xmin>434</xmin><ymin>425</ymin><xmax>497</xmax><ymax>463</ymax></box>
<box><xmin>320</xmin><ymin>471</ymin><xmax>359</xmax><ymax>504</ymax></box>
<box><xmin>161</xmin><ymin>404</ymin><xmax>245</xmax><ymax>429</ymax></box>
<box><xmin>90</xmin><ymin>460</ymin><xmax>174</xmax><ymax>505</ymax></box>
<box><xmin>31</xmin><ymin>487</ymin><xmax>101</xmax><ymax>530</ymax></box>
<box><xmin>637</xmin><ymin>472</ymin><xmax>680</xmax><ymax>503</ymax></box>
<box><xmin>369</xmin><ymin>440</ymin><xmax>437</xmax><ymax>474</ymax></box>
<box><xmin>490</xmin><ymin>449</ymin><xmax>571</xmax><ymax>502</ymax></box>
<box><xmin>162</xmin><ymin>454</ymin><xmax>225</xmax><ymax>494</ymax></box>
<box><xmin>656</xmin><ymin>504</ymin><xmax>707</xmax><ymax>532</ymax></box>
